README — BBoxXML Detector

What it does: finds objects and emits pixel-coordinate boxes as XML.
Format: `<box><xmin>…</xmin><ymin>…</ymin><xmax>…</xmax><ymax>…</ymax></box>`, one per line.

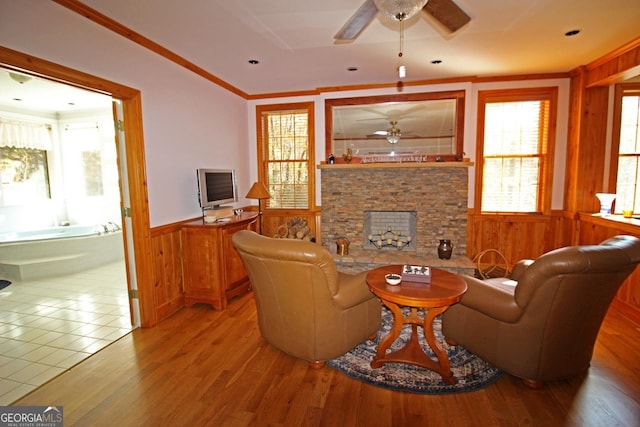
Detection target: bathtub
<box><xmin>0</xmin><ymin>225</ymin><xmax>102</xmax><ymax>243</ymax></box>
<box><xmin>0</xmin><ymin>225</ymin><xmax>125</xmax><ymax>281</ymax></box>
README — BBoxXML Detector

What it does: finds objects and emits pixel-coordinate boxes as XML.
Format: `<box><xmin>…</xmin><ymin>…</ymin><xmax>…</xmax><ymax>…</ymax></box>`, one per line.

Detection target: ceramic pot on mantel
<box><xmin>437</xmin><ymin>239</ymin><xmax>453</xmax><ymax>260</ymax></box>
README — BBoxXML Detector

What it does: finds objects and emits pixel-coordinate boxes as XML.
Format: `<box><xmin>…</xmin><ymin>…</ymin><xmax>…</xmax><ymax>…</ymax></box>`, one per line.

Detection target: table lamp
<box><xmin>246</xmin><ymin>181</ymin><xmax>271</xmax><ymax>234</ymax></box>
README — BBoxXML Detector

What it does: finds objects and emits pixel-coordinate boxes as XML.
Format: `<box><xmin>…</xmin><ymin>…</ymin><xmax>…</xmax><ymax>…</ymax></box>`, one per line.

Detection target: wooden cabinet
<box><xmin>181</xmin><ymin>212</ymin><xmax>258</xmax><ymax>309</ymax></box>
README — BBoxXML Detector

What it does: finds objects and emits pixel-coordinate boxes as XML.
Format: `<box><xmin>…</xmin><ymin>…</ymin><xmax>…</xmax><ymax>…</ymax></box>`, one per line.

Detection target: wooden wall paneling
<box><xmin>468</xmin><ymin>211</ymin><xmax>640</xmax><ymax>321</ymax></box>
<box><xmin>564</xmin><ymin>71</ymin><xmax>609</xmax><ymax>214</ymax></box>
<box><xmin>467</xmin><ymin>213</ymin><xmax>562</xmax><ymax>266</ymax></box>
<box><xmin>585</xmin><ymin>36</ymin><xmax>640</xmax><ymax>87</ymax></box>
<box><xmin>150</xmin><ymin>225</ymin><xmax>185</xmax><ymax>321</ymax></box>
<box><xmin>577</xmin><ymin>213</ymin><xmax>640</xmax><ymax>323</ymax></box>
<box><xmin>564</xmin><ymin>71</ymin><xmax>585</xmax><ymax>212</ymax></box>
<box><xmin>554</xmin><ymin>212</ymin><xmax>576</xmax><ymax>246</ymax></box>
<box><xmin>578</xmin><ymin>86</ymin><xmax>609</xmax><ymax>211</ymax></box>
<box><xmin>613</xmin><ymin>267</ymin><xmax>640</xmax><ymax>325</ymax></box>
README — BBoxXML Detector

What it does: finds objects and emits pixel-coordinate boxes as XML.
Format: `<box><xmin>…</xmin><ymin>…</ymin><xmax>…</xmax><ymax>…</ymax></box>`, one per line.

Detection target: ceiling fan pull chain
<box><xmin>399</xmin><ymin>19</ymin><xmax>404</xmax><ymax>57</ymax></box>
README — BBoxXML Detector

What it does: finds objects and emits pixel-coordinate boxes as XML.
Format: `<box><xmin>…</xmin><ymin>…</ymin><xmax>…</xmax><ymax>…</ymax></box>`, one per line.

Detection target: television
<box><xmin>196</xmin><ymin>168</ymin><xmax>237</xmax><ymax>210</ymax></box>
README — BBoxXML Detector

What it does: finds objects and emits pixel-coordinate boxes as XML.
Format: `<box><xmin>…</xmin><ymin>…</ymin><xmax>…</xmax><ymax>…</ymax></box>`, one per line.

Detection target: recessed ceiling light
<box><xmin>248</xmin><ymin>59</ymin><xmax>259</xmax><ymax>65</ymax></box>
<box><xmin>347</xmin><ymin>67</ymin><xmax>358</xmax><ymax>72</ymax></box>
<box><xmin>565</xmin><ymin>29</ymin><xmax>581</xmax><ymax>37</ymax></box>
<box><xmin>431</xmin><ymin>60</ymin><xmax>442</xmax><ymax>65</ymax></box>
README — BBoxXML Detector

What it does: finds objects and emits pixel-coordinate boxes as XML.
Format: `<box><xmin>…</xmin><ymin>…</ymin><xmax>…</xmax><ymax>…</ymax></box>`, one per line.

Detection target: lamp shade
<box><xmin>246</xmin><ymin>181</ymin><xmax>271</xmax><ymax>199</ymax></box>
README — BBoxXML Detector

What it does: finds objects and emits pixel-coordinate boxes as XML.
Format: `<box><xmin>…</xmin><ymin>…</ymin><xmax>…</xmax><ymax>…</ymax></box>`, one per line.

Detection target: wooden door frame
<box><xmin>0</xmin><ymin>46</ymin><xmax>157</xmax><ymax>327</ymax></box>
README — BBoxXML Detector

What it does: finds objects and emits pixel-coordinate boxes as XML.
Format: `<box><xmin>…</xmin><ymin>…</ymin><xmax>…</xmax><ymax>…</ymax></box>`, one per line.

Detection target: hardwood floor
<box><xmin>13</xmin><ymin>292</ymin><xmax>640</xmax><ymax>426</ymax></box>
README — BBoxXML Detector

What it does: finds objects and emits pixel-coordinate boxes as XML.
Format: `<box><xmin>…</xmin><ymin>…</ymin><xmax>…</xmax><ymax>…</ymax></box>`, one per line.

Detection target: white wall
<box><xmin>0</xmin><ymin>0</ymin><xmax>250</xmax><ymax>226</ymax></box>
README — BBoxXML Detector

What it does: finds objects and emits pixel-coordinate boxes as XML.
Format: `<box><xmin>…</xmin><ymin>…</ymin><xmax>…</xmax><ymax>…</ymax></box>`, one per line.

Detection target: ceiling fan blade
<box><xmin>334</xmin><ymin>0</ymin><xmax>379</xmax><ymax>40</ymax></box>
<box><xmin>423</xmin><ymin>0</ymin><xmax>471</xmax><ymax>33</ymax></box>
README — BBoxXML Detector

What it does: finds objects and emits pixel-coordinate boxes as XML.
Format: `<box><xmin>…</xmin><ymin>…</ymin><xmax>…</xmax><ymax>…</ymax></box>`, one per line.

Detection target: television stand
<box><xmin>182</xmin><ymin>211</ymin><xmax>258</xmax><ymax>310</ymax></box>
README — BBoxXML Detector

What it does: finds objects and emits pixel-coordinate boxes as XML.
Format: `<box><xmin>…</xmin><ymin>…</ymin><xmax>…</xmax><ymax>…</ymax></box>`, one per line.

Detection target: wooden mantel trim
<box><xmin>317</xmin><ymin>161</ymin><xmax>474</xmax><ymax>170</ymax></box>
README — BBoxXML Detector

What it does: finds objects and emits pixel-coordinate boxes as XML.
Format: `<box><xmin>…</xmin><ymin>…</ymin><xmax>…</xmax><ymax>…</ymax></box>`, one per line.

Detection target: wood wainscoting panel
<box><xmin>468</xmin><ymin>210</ymin><xmax>640</xmax><ymax>322</ymax></box>
<box><xmin>577</xmin><ymin>213</ymin><xmax>640</xmax><ymax>323</ymax></box>
<box><xmin>150</xmin><ymin>221</ymin><xmax>188</xmax><ymax>322</ymax></box>
<box><xmin>466</xmin><ymin>211</ymin><xmax>568</xmax><ymax>266</ymax></box>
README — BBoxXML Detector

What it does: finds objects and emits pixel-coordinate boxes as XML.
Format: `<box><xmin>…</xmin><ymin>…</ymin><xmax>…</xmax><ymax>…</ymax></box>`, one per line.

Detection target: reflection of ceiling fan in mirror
<box><xmin>370</xmin><ymin>121</ymin><xmax>404</xmax><ymax>144</ymax></box>
<box><xmin>335</xmin><ymin>0</ymin><xmax>471</xmax><ymax>41</ymax></box>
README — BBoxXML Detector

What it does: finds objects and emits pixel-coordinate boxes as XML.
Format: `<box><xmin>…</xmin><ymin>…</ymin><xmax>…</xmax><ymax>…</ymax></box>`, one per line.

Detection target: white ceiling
<box><xmin>1</xmin><ymin>0</ymin><xmax>639</xmax><ymax>114</ymax></box>
<box><xmin>0</xmin><ymin>69</ymin><xmax>113</xmax><ymax>115</ymax></box>
<box><xmin>79</xmin><ymin>0</ymin><xmax>640</xmax><ymax>95</ymax></box>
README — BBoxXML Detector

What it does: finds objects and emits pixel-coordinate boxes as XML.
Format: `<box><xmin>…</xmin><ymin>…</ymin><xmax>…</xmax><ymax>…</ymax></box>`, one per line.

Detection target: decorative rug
<box><xmin>327</xmin><ymin>307</ymin><xmax>503</xmax><ymax>394</ymax></box>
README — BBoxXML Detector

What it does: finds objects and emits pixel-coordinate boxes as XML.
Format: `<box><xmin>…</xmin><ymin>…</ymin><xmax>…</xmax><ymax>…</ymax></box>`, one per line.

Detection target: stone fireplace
<box><xmin>319</xmin><ymin>162</ymin><xmax>474</xmax><ymax>274</ymax></box>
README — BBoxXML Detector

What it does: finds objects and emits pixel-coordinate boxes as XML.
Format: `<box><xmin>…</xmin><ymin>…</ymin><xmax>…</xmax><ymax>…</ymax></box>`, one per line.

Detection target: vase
<box><xmin>438</xmin><ymin>239</ymin><xmax>453</xmax><ymax>260</ymax></box>
<box><xmin>336</xmin><ymin>237</ymin><xmax>350</xmax><ymax>255</ymax></box>
<box><xmin>596</xmin><ymin>193</ymin><xmax>616</xmax><ymax>215</ymax></box>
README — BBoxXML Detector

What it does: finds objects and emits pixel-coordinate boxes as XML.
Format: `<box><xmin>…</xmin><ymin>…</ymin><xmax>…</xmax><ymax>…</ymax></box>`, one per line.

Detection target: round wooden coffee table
<box><xmin>366</xmin><ymin>265</ymin><xmax>467</xmax><ymax>384</ymax></box>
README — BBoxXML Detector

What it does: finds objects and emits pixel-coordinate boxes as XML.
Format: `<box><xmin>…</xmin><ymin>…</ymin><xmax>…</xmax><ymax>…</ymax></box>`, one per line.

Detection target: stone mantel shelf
<box><xmin>317</xmin><ymin>161</ymin><xmax>474</xmax><ymax>170</ymax></box>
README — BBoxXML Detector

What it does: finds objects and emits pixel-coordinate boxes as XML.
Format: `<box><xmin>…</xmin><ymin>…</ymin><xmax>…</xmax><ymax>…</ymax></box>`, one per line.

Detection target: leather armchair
<box><xmin>232</xmin><ymin>230</ymin><xmax>381</xmax><ymax>368</ymax></box>
<box><xmin>442</xmin><ymin>235</ymin><xmax>640</xmax><ymax>388</ymax></box>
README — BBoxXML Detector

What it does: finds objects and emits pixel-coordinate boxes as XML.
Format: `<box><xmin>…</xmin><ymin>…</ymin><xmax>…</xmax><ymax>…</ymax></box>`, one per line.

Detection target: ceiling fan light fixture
<box><xmin>387</xmin><ymin>133</ymin><xmax>401</xmax><ymax>144</ymax></box>
<box><xmin>386</xmin><ymin>120</ymin><xmax>402</xmax><ymax>144</ymax></box>
<box><xmin>9</xmin><ymin>72</ymin><xmax>33</xmax><ymax>84</ymax></box>
<box><xmin>374</xmin><ymin>0</ymin><xmax>429</xmax><ymax>22</ymax></box>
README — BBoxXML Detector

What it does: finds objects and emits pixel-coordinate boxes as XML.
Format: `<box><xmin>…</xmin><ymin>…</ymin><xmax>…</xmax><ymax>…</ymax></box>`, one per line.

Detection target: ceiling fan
<box><xmin>335</xmin><ymin>0</ymin><xmax>471</xmax><ymax>41</ymax></box>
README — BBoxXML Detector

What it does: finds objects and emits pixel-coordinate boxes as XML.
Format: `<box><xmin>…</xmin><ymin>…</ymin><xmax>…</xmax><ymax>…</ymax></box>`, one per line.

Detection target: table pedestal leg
<box><xmin>370</xmin><ymin>301</ymin><xmax>456</xmax><ymax>384</ymax></box>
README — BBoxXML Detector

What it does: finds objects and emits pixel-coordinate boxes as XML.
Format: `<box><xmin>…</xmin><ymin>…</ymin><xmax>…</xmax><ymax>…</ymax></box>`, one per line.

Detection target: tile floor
<box><xmin>0</xmin><ymin>261</ymin><xmax>133</xmax><ymax>405</ymax></box>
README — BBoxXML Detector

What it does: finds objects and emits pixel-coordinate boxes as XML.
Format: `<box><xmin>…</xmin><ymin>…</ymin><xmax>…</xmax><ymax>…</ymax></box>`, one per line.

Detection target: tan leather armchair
<box><xmin>442</xmin><ymin>235</ymin><xmax>640</xmax><ymax>388</ymax></box>
<box><xmin>232</xmin><ymin>230</ymin><xmax>381</xmax><ymax>368</ymax></box>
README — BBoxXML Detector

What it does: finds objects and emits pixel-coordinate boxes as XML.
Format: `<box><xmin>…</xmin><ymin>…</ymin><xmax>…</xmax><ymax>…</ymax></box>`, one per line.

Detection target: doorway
<box><xmin>1</xmin><ymin>46</ymin><xmax>154</xmax><ymax>329</ymax></box>
<box><xmin>0</xmin><ymin>66</ymin><xmax>134</xmax><ymax>319</ymax></box>
<box><xmin>0</xmin><ymin>64</ymin><xmax>141</xmax><ymax>403</ymax></box>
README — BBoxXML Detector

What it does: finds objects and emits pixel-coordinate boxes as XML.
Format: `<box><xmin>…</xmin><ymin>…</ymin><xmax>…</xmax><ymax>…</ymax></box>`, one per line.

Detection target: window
<box><xmin>476</xmin><ymin>88</ymin><xmax>557</xmax><ymax>213</ymax></box>
<box><xmin>256</xmin><ymin>102</ymin><xmax>315</xmax><ymax>210</ymax></box>
<box><xmin>0</xmin><ymin>147</ymin><xmax>51</xmax><ymax>205</ymax></box>
<box><xmin>611</xmin><ymin>84</ymin><xmax>640</xmax><ymax>214</ymax></box>
<box><xmin>0</xmin><ymin>117</ymin><xmax>53</xmax><ymax>205</ymax></box>
<box><xmin>83</xmin><ymin>150</ymin><xmax>104</xmax><ymax>196</ymax></box>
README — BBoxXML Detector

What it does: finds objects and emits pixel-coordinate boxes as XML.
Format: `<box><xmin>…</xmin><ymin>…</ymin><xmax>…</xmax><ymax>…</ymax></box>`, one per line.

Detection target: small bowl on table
<box><xmin>385</xmin><ymin>273</ymin><xmax>402</xmax><ymax>286</ymax></box>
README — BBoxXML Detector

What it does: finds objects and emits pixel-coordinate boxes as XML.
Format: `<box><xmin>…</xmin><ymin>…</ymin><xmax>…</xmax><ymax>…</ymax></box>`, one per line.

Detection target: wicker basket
<box><xmin>473</xmin><ymin>249</ymin><xmax>511</xmax><ymax>279</ymax></box>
